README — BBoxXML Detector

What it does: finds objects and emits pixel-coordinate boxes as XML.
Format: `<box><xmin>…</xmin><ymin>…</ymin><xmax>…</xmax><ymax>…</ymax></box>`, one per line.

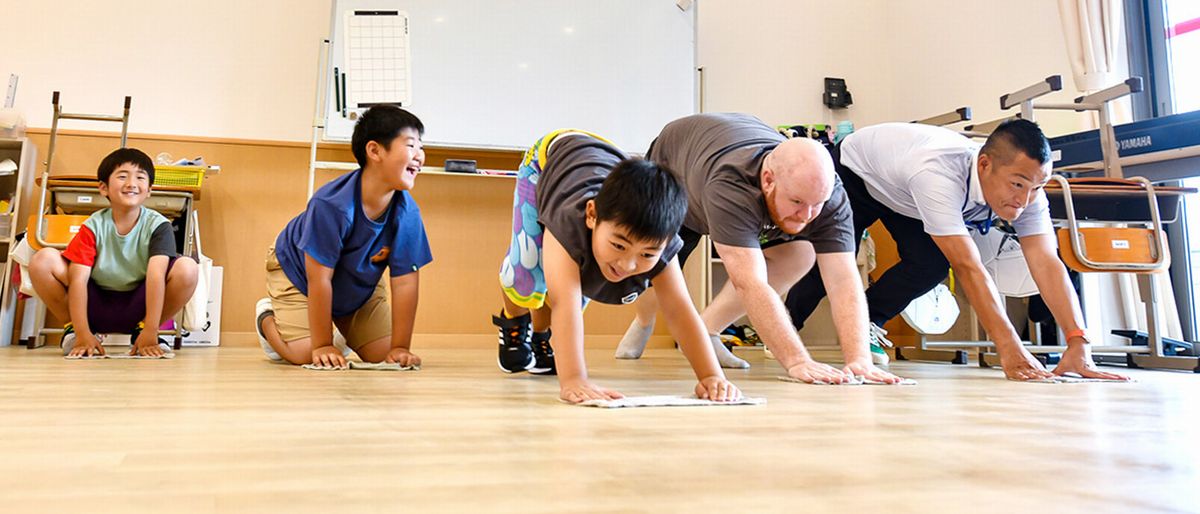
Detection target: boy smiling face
<box><xmin>586</xmin><ymin>215</ymin><xmax>668</xmax><ymax>283</ymax></box>
<box><xmin>98</xmin><ymin>162</ymin><xmax>152</xmax><ymax>208</ymax></box>
<box><xmin>365</xmin><ymin>127</ymin><xmax>425</xmax><ymax>192</ymax></box>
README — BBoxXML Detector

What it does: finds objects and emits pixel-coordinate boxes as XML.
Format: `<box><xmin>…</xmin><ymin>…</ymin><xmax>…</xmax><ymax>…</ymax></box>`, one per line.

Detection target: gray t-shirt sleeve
<box><xmin>148</xmin><ymin>222</ymin><xmax>177</xmax><ymax>258</ymax></box>
<box><xmin>703</xmin><ymin>170</ymin><xmax>765</xmax><ymax>248</ymax></box>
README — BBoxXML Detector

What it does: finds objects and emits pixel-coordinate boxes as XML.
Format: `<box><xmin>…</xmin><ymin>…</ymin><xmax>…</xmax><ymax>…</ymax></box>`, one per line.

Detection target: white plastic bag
<box><xmin>972</xmin><ymin>229</ymin><xmax>1038</xmax><ymax>297</ymax></box>
<box><xmin>10</xmin><ymin>237</ymin><xmax>38</xmax><ymax>297</ymax></box>
<box><xmin>182</xmin><ymin>211</ymin><xmax>211</xmax><ymax>331</ymax></box>
<box><xmin>901</xmin><ymin>283</ymin><xmax>960</xmax><ymax>335</ymax></box>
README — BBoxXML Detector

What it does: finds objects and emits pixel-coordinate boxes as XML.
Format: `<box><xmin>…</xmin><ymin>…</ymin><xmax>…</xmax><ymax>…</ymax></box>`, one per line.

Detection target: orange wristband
<box><xmin>1065</xmin><ymin>329</ymin><xmax>1087</xmax><ymax>340</ymax></box>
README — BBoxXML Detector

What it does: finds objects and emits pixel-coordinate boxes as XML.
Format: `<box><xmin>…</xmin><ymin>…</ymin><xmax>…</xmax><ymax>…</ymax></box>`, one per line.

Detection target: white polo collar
<box><xmin>967</xmin><ymin>149</ymin><xmax>985</xmax><ymax>207</ymax></box>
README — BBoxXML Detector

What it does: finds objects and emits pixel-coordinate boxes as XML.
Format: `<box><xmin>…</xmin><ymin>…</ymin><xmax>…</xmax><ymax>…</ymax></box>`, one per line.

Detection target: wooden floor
<box><xmin>1</xmin><ymin>344</ymin><xmax>1198</xmax><ymax>514</ymax></box>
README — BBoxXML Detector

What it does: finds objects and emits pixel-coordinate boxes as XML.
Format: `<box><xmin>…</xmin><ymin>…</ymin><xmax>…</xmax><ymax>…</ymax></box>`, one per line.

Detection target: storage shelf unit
<box><xmin>0</xmin><ymin>138</ymin><xmax>38</xmax><ymax>346</ymax></box>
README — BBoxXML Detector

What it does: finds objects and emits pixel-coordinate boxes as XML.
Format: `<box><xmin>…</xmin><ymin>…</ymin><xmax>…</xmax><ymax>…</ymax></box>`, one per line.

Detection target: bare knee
<box><xmin>764</xmin><ymin>242</ymin><xmax>816</xmax><ymax>290</ymax></box>
<box><xmin>354</xmin><ymin>336</ymin><xmax>392</xmax><ymax>363</ymax></box>
<box><xmin>30</xmin><ymin>248</ymin><xmax>67</xmax><ymax>281</ymax></box>
<box><xmin>168</xmin><ymin>256</ymin><xmax>199</xmax><ymax>291</ymax></box>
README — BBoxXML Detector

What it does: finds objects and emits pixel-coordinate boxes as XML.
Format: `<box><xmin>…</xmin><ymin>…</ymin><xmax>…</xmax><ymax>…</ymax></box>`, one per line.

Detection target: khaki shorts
<box><xmin>265</xmin><ymin>247</ymin><xmax>391</xmax><ymax>349</ymax></box>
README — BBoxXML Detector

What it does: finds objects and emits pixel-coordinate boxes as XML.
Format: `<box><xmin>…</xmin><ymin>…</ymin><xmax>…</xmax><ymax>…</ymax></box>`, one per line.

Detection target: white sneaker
<box><xmin>868</xmin><ymin>322</ymin><xmax>893</xmax><ymax>366</ymax></box>
<box><xmin>255</xmin><ymin>298</ymin><xmax>283</xmax><ymax>361</ymax></box>
<box><xmin>256</xmin><ymin>297</ymin><xmax>351</xmax><ymax>360</ymax></box>
<box><xmin>60</xmin><ymin>328</ymin><xmax>77</xmax><ymax>356</ymax></box>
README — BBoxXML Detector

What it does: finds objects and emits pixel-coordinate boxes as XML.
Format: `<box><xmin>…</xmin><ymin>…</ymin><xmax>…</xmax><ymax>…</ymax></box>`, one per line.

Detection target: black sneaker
<box><xmin>130</xmin><ymin>322</ymin><xmax>173</xmax><ymax>354</ymax></box>
<box><xmin>493</xmin><ymin>311</ymin><xmax>534</xmax><ymax>373</ymax></box>
<box><xmin>529</xmin><ymin>329</ymin><xmax>556</xmax><ymax>375</ymax></box>
<box><xmin>60</xmin><ymin>323</ymin><xmax>76</xmax><ymax>356</ymax></box>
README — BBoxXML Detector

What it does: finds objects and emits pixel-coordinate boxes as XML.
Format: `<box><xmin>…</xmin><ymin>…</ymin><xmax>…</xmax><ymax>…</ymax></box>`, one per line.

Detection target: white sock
<box><xmin>615</xmin><ymin>319</ymin><xmax>655</xmax><ymax>359</ymax></box>
<box><xmin>709</xmin><ymin>334</ymin><xmax>750</xmax><ymax>369</ymax></box>
<box><xmin>333</xmin><ymin>329</ymin><xmax>352</xmax><ymax>358</ymax></box>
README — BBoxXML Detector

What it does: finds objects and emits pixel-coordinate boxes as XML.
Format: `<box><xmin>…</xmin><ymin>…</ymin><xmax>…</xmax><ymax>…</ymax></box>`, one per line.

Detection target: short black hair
<box><xmin>351</xmin><ymin>105</ymin><xmax>425</xmax><ymax>167</ymax></box>
<box><xmin>981</xmin><ymin>118</ymin><xmax>1051</xmax><ymax>165</ymax></box>
<box><xmin>593</xmin><ymin>158</ymin><xmax>687</xmax><ymax>243</ymax></box>
<box><xmin>97</xmin><ymin>148</ymin><xmax>155</xmax><ymax>185</ymax></box>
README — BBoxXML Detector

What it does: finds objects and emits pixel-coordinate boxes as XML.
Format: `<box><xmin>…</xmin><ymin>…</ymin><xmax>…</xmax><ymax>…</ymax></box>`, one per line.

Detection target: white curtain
<box><xmin>1057</xmin><ymin>0</ymin><xmax>1134</xmax><ymax>125</ymax></box>
<box><xmin>1057</xmin><ymin>0</ymin><xmax>1127</xmax><ymax>91</ymax></box>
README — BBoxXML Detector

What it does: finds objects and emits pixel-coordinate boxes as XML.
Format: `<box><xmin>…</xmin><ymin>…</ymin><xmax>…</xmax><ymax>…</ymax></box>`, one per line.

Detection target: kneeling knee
<box><xmin>29</xmin><ymin>249</ymin><xmax>65</xmax><ymax>279</ymax></box>
<box><xmin>170</xmin><ymin>257</ymin><xmax>200</xmax><ymax>287</ymax></box>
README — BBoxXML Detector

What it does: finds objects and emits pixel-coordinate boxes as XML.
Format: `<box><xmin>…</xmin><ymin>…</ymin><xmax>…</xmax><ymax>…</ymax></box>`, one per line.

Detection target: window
<box><xmin>1164</xmin><ymin>0</ymin><xmax>1200</xmax><ymax>112</ymax></box>
<box><xmin>1162</xmin><ymin>0</ymin><xmax>1200</xmax><ymax>334</ymax></box>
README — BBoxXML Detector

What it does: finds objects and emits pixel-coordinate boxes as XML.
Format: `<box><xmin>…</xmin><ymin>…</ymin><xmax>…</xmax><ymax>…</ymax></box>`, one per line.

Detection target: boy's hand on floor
<box><xmin>559</xmin><ymin>378</ymin><xmax>624</xmax><ymax>404</ymax></box>
<box><xmin>785</xmin><ymin>359</ymin><xmax>850</xmax><ymax>384</ymax></box>
<box><xmin>70</xmin><ymin>333</ymin><xmax>105</xmax><ymax>358</ymax></box>
<box><xmin>385</xmin><ymin>348</ymin><xmax>421</xmax><ymax>367</ymax></box>
<box><xmin>695</xmin><ymin>376</ymin><xmax>742</xmax><ymax>402</ymax></box>
<box><xmin>843</xmin><ymin>360</ymin><xmax>903</xmax><ymax>384</ymax></box>
<box><xmin>311</xmin><ymin>345</ymin><xmax>347</xmax><ymax>369</ymax></box>
<box><xmin>132</xmin><ymin>331</ymin><xmax>165</xmax><ymax>357</ymax></box>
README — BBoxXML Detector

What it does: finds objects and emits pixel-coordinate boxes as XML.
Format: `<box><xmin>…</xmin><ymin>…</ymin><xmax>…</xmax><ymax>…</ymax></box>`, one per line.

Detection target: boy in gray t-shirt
<box><xmin>494</xmin><ymin>129</ymin><xmax>742</xmax><ymax>404</ymax></box>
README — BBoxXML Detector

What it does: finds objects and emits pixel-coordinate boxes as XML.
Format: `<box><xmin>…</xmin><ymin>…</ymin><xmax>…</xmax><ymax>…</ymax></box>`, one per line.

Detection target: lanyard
<box><xmin>962</xmin><ymin>171</ymin><xmax>993</xmax><ymax>234</ymax></box>
<box><xmin>966</xmin><ymin>215</ymin><xmax>993</xmax><ymax>235</ymax></box>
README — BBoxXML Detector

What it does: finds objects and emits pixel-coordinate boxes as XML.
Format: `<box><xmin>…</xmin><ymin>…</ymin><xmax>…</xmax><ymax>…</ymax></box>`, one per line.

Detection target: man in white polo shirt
<box><xmin>785</xmin><ymin>119</ymin><xmax>1128</xmax><ymax>381</ymax></box>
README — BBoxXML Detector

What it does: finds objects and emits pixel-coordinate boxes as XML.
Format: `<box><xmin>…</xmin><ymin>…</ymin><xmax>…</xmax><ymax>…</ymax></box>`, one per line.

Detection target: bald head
<box><xmin>765</xmin><ymin>138</ymin><xmax>835</xmax><ymax>200</ymax></box>
<box><xmin>761</xmin><ymin>138</ymin><xmax>836</xmax><ymax>234</ymax></box>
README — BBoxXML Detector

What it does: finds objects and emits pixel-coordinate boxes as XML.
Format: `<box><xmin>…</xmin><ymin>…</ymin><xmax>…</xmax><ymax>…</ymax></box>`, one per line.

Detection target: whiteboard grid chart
<box><xmin>343</xmin><ymin>10</ymin><xmax>411</xmax><ymax>107</ymax></box>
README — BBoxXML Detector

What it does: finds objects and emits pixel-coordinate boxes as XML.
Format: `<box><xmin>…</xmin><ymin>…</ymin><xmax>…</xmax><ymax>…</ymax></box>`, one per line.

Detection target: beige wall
<box><xmin>697</xmin><ymin>0</ymin><xmax>896</xmax><ymax>128</ymax></box>
<box><xmin>3</xmin><ymin>1</ymin><xmax>1094</xmax><ymax>140</ymax></box>
<box><xmin>1</xmin><ymin>0</ymin><xmax>327</xmax><ymax>142</ymax></box>
<box><xmin>698</xmin><ymin>0</ymin><xmax>1092</xmax><ymax>136</ymax></box>
<box><xmin>879</xmin><ymin>0</ymin><xmax>1093</xmax><ymax>136</ymax></box>
<box><xmin>5</xmin><ymin>1</ymin><xmax>1093</xmax><ymax>142</ymax></box>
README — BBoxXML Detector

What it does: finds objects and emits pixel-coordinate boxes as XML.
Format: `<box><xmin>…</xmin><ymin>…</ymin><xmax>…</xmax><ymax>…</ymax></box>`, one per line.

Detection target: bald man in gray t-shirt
<box><xmin>620</xmin><ymin>113</ymin><xmax>902</xmax><ymax>384</ymax></box>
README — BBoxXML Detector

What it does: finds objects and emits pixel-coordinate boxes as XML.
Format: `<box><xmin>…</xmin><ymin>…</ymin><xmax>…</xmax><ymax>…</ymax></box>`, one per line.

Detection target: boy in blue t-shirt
<box><xmin>29</xmin><ymin>148</ymin><xmax>200</xmax><ymax>357</ymax></box>
<box><xmin>256</xmin><ymin>105</ymin><xmax>432</xmax><ymax>368</ymax></box>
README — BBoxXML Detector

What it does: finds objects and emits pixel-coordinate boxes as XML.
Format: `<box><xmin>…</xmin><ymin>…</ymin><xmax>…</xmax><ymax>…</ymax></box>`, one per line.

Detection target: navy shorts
<box><xmin>86</xmin><ymin>257</ymin><xmax>181</xmax><ymax>334</ymax></box>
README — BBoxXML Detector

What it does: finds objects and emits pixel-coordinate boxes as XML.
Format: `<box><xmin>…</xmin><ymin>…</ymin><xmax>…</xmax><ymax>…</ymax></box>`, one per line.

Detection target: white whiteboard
<box><xmin>324</xmin><ymin>0</ymin><xmax>697</xmax><ymax>152</ymax></box>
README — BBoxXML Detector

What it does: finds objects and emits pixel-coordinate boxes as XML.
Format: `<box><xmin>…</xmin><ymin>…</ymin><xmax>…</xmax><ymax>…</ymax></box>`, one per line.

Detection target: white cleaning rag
<box><xmin>776</xmin><ymin>375</ymin><xmax>918</xmax><ymax>386</ymax></box>
<box><xmin>66</xmin><ymin>352</ymin><xmax>175</xmax><ymax>360</ymax></box>
<box><xmin>301</xmin><ymin>361</ymin><xmax>420</xmax><ymax>371</ymax></box>
<box><xmin>567</xmin><ymin>395</ymin><xmax>765</xmax><ymax>408</ymax></box>
<box><xmin>1014</xmin><ymin>372</ymin><xmax>1134</xmax><ymax>384</ymax></box>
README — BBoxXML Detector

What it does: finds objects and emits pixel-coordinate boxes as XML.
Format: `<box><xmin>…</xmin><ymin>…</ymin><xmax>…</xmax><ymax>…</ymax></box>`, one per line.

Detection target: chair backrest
<box><xmin>1057</xmin><ymin>227</ymin><xmax>1169</xmax><ymax>274</ymax></box>
<box><xmin>26</xmin><ymin>214</ymin><xmax>89</xmax><ymax>251</ymax></box>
